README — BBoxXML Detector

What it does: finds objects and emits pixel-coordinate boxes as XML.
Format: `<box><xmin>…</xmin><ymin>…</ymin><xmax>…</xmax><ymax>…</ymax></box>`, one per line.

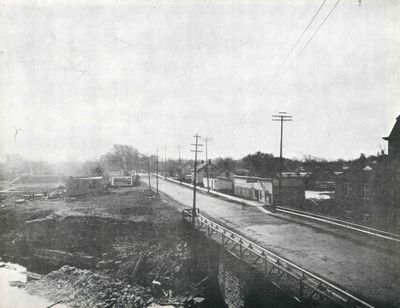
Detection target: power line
<box><xmin>294</xmin><ymin>0</ymin><xmax>341</xmax><ymax>61</ymax></box>
<box><xmin>264</xmin><ymin>0</ymin><xmax>328</xmax><ymax>90</ymax></box>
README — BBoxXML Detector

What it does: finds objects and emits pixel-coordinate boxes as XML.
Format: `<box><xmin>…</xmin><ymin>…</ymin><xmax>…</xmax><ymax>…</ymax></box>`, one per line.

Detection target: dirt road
<box><xmin>150</xmin><ymin>175</ymin><xmax>400</xmax><ymax>307</ymax></box>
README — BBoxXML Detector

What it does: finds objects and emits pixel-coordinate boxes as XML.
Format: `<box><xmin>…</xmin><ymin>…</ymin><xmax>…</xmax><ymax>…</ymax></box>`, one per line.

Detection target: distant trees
<box><xmin>102</xmin><ymin>144</ymin><xmax>140</xmax><ymax>175</ymax></box>
<box><xmin>214</xmin><ymin>157</ymin><xmax>238</xmax><ymax>171</ymax></box>
<box><xmin>79</xmin><ymin>160</ymin><xmax>106</xmax><ymax>176</ymax></box>
<box><xmin>242</xmin><ymin>151</ymin><xmax>279</xmax><ymax>177</ymax></box>
<box><xmin>1</xmin><ymin>154</ymin><xmax>55</xmax><ymax>179</ymax></box>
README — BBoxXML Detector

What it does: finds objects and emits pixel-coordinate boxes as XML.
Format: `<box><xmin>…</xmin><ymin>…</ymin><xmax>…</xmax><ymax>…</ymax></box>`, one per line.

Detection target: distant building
<box><xmin>192</xmin><ymin>160</ymin><xmax>218</xmax><ymax>185</ymax></box>
<box><xmin>202</xmin><ymin>170</ymin><xmax>235</xmax><ymax>193</ymax></box>
<box><xmin>215</xmin><ymin>170</ymin><xmax>235</xmax><ymax>193</ymax></box>
<box><xmin>273</xmin><ymin>177</ymin><xmax>306</xmax><ymax>207</ymax></box>
<box><xmin>180</xmin><ymin>165</ymin><xmax>193</xmax><ymax>181</ymax></box>
<box><xmin>383</xmin><ymin>115</ymin><xmax>400</xmax><ymax>158</ymax></box>
<box><xmin>233</xmin><ymin>175</ymin><xmax>273</xmax><ymax>205</ymax></box>
<box><xmin>233</xmin><ymin>168</ymin><xmax>251</xmax><ymax>176</ymax></box>
<box><xmin>281</xmin><ymin>172</ymin><xmax>310</xmax><ymax>178</ymax></box>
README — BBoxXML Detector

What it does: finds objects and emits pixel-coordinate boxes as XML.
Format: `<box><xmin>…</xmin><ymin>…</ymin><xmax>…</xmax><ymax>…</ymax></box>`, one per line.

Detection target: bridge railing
<box><xmin>182</xmin><ymin>208</ymin><xmax>374</xmax><ymax>308</ymax></box>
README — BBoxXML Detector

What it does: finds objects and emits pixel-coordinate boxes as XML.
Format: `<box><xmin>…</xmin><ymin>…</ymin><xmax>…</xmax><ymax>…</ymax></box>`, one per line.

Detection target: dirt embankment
<box><xmin>0</xmin><ymin>187</ymin><xmax>217</xmax><ymax>307</ymax></box>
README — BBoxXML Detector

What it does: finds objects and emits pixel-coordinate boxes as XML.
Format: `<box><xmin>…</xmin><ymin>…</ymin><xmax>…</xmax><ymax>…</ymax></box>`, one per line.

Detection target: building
<box><xmin>192</xmin><ymin>160</ymin><xmax>218</xmax><ymax>185</ymax></box>
<box><xmin>233</xmin><ymin>175</ymin><xmax>273</xmax><ymax>205</ymax></box>
<box><xmin>383</xmin><ymin>115</ymin><xmax>400</xmax><ymax>158</ymax></box>
<box><xmin>201</xmin><ymin>170</ymin><xmax>235</xmax><ymax>193</ymax></box>
<box><xmin>273</xmin><ymin>177</ymin><xmax>306</xmax><ymax>207</ymax></box>
<box><xmin>233</xmin><ymin>168</ymin><xmax>251</xmax><ymax>176</ymax></box>
<box><xmin>215</xmin><ymin>170</ymin><xmax>235</xmax><ymax>193</ymax></box>
<box><xmin>335</xmin><ymin>115</ymin><xmax>400</xmax><ymax>226</ymax></box>
<box><xmin>335</xmin><ymin>159</ymin><xmax>400</xmax><ymax>225</ymax></box>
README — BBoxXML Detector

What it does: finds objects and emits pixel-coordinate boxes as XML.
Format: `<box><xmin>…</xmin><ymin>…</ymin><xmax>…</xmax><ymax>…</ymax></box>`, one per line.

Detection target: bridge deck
<box><xmin>149</xmin><ymin>175</ymin><xmax>400</xmax><ymax>307</ymax></box>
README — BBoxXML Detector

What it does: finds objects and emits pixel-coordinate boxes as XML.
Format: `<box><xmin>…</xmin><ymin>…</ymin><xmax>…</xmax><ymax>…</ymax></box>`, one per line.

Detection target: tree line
<box><xmin>0</xmin><ymin>144</ymin><xmax>381</xmax><ymax>181</ymax></box>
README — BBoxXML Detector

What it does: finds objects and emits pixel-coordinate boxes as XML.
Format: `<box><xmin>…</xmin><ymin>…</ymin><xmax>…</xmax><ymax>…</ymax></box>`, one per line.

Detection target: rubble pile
<box><xmin>2</xmin><ymin>188</ymin><xmax>215</xmax><ymax>307</ymax></box>
<box><xmin>25</xmin><ymin>265</ymin><xmax>206</xmax><ymax>308</ymax></box>
<box><xmin>26</xmin><ymin>265</ymin><xmax>151</xmax><ymax>307</ymax></box>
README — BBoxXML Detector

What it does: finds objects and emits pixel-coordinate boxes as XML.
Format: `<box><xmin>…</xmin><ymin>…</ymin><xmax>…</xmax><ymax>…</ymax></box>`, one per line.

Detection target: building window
<box><xmin>362</xmin><ymin>184</ymin><xmax>370</xmax><ymax>200</ymax></box>
<box><xmin>343</xmin><ymin>183</ymin><xmax>352</xmax><ymax>197</ymax></box>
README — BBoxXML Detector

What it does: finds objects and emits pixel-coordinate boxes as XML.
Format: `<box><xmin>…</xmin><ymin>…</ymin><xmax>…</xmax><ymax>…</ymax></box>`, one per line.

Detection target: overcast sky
<box><xmin>1</xmin><ymin>0</ymin><xmax>399</xmax><ymax>162</ymax></box>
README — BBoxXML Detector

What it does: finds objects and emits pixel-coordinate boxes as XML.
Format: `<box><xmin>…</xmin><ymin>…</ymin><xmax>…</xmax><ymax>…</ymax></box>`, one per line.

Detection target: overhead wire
<box><xmin>240</xmin><ymin>0</ymin><xmax>328</xmax><ymax>124</ymax></box>
<box><xmin>263</xmin><ymin>0</ymin><xmax>328</xmax><ymax>91</ymax></box>
<box><xmin>294</xmin><ymin>0</ymin><xmax>341</xmax><ymax>61</ymax></box>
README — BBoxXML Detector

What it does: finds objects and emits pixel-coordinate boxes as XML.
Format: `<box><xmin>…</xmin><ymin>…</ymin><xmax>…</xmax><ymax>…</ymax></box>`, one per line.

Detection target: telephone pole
<box><xmin>202</xmin><ymin>137</ymin><xmax>213</xmax><ymax>192</ymax></box>
<box><xmin>272</xmin><ymin>112</ymin><xmax>293</xmax><ymax>210</ymax></box>
<box><xmin>147</xmin><ymin>153</ymin><xmax>151</xmax><ymax>191</ymax></box>
<box><xmin>164</xmin><ymin>145</ymin><xmax>167</xmax><ymax>178</ymax></box>
<box><xmin>177</xmin><ymin>145</ymin><xmax>182</xmax><ymax>183</ymax></box>
<box><xmin>156</xmin><ymin>145</ymin><xmax>159</xmax><ymax>195</ymax></box>
<box><xmin>191</xmin><ymin>134</ymin><xmax>203</xmax><ymax>225</ymax></box>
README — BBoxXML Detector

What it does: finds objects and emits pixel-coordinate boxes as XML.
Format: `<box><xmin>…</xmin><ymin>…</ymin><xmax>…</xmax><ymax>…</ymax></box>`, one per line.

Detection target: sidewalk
<box><xmin>156</xmin><ymin>175</ymin><xmax>268</xmax><ymax>208</ymax></box>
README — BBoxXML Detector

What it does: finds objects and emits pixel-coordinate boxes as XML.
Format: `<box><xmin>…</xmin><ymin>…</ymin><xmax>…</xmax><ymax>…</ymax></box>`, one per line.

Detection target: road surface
<box><xmin>149</xmin><ymin>176</ymin><xmax>400</xmax><ymax>306</ymax></box>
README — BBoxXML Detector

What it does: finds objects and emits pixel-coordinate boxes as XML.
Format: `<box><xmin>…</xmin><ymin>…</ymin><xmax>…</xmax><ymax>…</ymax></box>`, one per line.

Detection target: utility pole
<box><xmin>191</xmin><ymin>134</ymin><xmax>203</xmax><ymax>225</ymax></box>
<box><xmin>272</xmin><ymin>112</ymin><xmax>293</xmax><ymax>211</ymax></box>
<box><xmin>202</xmin><ymin>137</ymin><xmax>213</xmax><ymax>192</ymax></box>
<box><xmin>156</xmin><ymin>145</ymin><xmax>159</xmax><ymax>195</ymax></box>
<box><xmin>164</xmin><ymin>145</ymin><xmax>167</xmax><ymax>178</ymax></box>
<box><xmin>147</xmin><ymin>153</ymin><xmax>151</xmax><ymax>191</ymax></box>
<box><xmin>177</xmin><ymin>145</ymin><xmax>182</xmax><ymax>184</ymax></box>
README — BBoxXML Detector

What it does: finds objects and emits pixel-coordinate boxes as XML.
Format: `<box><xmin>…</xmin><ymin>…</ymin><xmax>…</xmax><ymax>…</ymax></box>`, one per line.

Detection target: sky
<box><xmin>1</xmin><ymin>0</ymin><xmax>399</xmax><ymax>162</ymax></box>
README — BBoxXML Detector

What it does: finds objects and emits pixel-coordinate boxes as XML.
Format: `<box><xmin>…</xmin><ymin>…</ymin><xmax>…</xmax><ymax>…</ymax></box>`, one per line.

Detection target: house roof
<box><xmin>234</xmin><ymin>175</ymin><xmax>273</xmax><ymax>181</ymax></box>
<box><xmin>383</xmin><ymin>115</ymin><xmax>400</xmax><ymax>141</ymax></box>
<box><xmin>196</xmin><ymin>161</ymin><xmax>218</xmax><ymax>171</ymax></box>
<box><xmin>216</xmin><ymin>170</ymin><xmax>233</xmax><ymax>180</ymax></box>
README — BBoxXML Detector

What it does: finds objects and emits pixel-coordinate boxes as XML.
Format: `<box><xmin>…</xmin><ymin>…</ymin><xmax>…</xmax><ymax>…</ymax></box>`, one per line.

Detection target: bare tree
<box><xmin>103</xmin><ymin>144</ymin><xmax>140</xmax><ymax>175</ymax></box>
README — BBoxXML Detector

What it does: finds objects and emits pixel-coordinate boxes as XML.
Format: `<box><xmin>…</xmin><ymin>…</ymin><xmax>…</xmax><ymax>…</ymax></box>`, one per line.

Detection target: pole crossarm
<box><xmin>181</xmin><ymin>209</ymin><xmax>374</xmax><ymax>308</ymax></box>
<box><xmin>190</xmin><ymin>134</ymin><xmax>203</xmax><ymax>225</ymax></box>
<box><xmin>272</xmin><ymin>112</ymin><xmax>293</xmax><ymax>210</ymax></box>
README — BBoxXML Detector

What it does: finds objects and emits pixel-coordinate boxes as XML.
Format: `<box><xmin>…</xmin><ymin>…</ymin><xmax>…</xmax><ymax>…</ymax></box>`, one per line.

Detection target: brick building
<box><xmin>383</xmin><ymin>115</ymin><xmax>400</xmax><ymax>158</ymax></box>
<box><xmin>335</xmin><ymin>115</ymin><xmax>400</xmax><ymax>227</ymax></box>
<box><xmin>273</xmin><ymin>177</ymin><xmax>306</xmax><ymax>207</ymax></box>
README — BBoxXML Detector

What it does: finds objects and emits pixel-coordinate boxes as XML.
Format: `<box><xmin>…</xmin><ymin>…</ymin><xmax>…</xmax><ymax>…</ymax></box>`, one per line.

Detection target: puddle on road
<box><xmin>0</xmin><ymin>262</ymin><xmax>66</xmax><ymax>308</ymax></box>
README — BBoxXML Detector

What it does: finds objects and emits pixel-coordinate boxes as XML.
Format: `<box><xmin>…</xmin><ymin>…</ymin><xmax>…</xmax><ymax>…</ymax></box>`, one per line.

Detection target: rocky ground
<box><xmin>0</xmin><ymin>185</ymin><xmax>214</xmax><ymax>307</ymax></box>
